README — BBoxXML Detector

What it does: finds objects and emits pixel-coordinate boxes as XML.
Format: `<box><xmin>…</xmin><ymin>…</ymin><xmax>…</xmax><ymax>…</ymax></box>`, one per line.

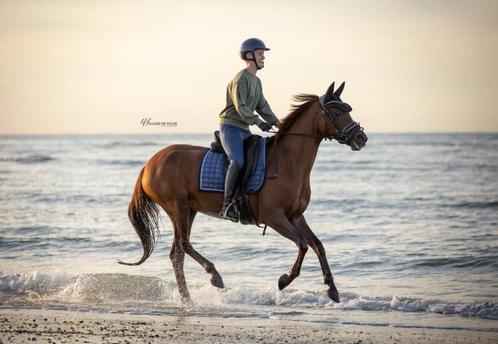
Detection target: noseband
<box><xmin>318</xmin><ymin>96</ymin><xmax>363</xmax><ymax>144</ymax></box>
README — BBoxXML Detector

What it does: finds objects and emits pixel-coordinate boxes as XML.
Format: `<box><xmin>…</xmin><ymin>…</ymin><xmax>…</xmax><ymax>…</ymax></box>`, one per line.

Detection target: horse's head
<box><xmin>319</xmin><ymin>82</ymin><xmax>367</xmax><ymax>151</ymax></box>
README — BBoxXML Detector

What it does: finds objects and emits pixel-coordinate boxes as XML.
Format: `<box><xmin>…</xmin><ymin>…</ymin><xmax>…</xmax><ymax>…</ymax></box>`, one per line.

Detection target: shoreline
<box><xmin>1</xmin><ymin>308</ymin><xmax>497</xmax><ymax>344</ymax></box>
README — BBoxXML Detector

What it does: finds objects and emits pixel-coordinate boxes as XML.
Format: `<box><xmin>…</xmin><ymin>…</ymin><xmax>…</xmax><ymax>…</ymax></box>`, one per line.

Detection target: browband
<box><xmin>319</xmin><ymin>95</ymin><xmax>353</xmax><ymax>112</ymax></box>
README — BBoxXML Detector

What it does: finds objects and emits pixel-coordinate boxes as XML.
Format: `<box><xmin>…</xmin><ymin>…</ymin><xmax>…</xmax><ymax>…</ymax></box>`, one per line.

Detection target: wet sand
<box><xmin>0</xmin><ymin>308</ymin><xmax>496</xmax><ymax>344</ymax></box>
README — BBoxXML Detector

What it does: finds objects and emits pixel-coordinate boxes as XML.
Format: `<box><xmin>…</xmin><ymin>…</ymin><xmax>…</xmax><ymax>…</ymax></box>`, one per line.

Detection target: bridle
<box><xmin>318</xmin><ymin>96</ymin><xmax>363</xmax><ymax>144</ymax></box>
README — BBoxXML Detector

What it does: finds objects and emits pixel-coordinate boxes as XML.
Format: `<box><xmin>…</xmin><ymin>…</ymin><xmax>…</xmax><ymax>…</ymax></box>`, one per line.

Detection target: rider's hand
<box><xmin>274</xmin><ymin>120</ymin><xmax>283</xmax><ymax>129</ymax></box>
<box><xmin>258</xmin><ymin>122</ymin><xmax>272</xmax><ymax>132</ymax></box>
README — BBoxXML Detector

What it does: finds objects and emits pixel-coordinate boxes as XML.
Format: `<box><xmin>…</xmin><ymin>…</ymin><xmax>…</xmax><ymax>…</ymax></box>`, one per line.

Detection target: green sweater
<box><xmin>219</xmin><ymin>69</ymin><xmax>278</xmax><ymax>130</ymax></box>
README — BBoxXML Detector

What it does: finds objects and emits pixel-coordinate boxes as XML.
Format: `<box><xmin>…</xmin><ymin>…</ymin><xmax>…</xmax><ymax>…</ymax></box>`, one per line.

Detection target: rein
<box><xmin>266</xmin><ymin>129</ymin><xmax>322</xmax><ymax>180</ymax></box>
<box><xmin>267</xmin><ymin>129</ymin><xmax>321</xmax><ymax>140</ymax></box>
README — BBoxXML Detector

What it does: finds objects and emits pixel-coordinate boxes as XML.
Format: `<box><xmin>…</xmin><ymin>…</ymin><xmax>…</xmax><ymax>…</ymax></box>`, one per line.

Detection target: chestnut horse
<box><xmin>120</xmin><ymin>82</ymin><xmax>367</xmax><ymax>304</ymax></box>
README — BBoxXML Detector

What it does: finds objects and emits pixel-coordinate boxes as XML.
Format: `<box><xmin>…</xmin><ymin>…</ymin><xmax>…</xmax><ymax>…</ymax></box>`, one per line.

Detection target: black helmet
<box><xmin>240</xmin><ymin>38</ymin><xmax>270</xmax><ymax>60</ymax></box>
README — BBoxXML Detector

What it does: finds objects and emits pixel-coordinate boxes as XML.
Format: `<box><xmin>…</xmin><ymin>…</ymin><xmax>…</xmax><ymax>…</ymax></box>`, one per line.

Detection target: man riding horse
<box><xmin>218</xmin><ymin>38</ymin><xmax>281</xmax><ymax>221</ymax></box>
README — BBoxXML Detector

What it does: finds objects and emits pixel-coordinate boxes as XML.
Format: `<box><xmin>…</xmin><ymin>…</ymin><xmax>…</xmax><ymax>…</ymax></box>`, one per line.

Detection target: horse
<box><xmin>119</xmin><ymin>81</ymin><xmax>368</xmax><ymax>304</ymax></box>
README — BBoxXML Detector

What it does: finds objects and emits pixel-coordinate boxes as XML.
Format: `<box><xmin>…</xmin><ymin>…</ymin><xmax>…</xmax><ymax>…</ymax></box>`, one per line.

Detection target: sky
<box><xmin>0</xmin><ymin>0</ymin><xmax>497</xmax><ymax>134</ymax></box>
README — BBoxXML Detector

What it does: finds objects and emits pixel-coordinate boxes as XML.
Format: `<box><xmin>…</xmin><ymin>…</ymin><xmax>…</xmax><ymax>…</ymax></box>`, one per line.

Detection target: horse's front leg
<box><xmin>267</xmin><ymin>213</ymin><xmax>308</xmax><ymax>290</ymax></box>
<box><xmin>292</xmin><ymin>215</ymin><xmax>339</xmax><ymax>302</ymax></box>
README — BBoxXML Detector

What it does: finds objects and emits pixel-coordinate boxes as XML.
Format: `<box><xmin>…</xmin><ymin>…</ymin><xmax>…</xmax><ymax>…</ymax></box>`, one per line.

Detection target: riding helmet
<box><xmin>240</xmin><ymin>38</ymin><xmax>270</xmax><ymax>60</ymax></box>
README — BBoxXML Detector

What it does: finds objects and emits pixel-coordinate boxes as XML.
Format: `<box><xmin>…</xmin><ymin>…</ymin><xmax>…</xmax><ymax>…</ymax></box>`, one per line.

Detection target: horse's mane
<box><xmin>268</xmin><ymin>94</ymin><xmax>318</xmax><ymax>144</ymax></box>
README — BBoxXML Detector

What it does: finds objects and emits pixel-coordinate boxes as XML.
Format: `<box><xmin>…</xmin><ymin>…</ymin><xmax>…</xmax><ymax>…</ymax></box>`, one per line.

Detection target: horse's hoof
<box><xmin>278</xmin><ymin>274</ymin><xmax>289</xmax><ymax>290</ymax></box>
<box><xmin>210</xmin><ymin>273</ymin><xmax>224</xmax><ymax>289</ymax></box>
<box><xmin>181</xmin><ymin>296</ymin><xmax>193</xmax><ymax>306</ymax></box>
<box><xmin>328</xmin><ymin>285</ymin><xmax>340</xmax><ymax>303</ymax></box>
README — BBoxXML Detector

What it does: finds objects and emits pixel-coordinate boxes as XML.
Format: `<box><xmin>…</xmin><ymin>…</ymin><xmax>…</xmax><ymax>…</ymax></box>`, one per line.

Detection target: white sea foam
<box><xmin>1</xmin><ymin>271</ymin><xmax>496</xmax><ymax>320</ymax></box>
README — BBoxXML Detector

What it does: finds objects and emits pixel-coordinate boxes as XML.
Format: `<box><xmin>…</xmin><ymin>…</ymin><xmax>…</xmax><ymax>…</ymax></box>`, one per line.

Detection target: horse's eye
<box><xmin>335</xmin><ymin>112</ymin><xmax>341</xmax><ymax>116</ymax></box>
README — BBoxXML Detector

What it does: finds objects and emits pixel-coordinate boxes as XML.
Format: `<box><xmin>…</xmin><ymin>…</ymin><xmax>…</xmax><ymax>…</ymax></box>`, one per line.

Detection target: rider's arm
<box><xmin>231</xmin><ymin>78</ymin><xmax>264</xmax><ymax>127</ymax></box>
<box><xmin>256</xmin><ymin>90</ymin><xmax>279</xmax><ymax>126</ymax></box>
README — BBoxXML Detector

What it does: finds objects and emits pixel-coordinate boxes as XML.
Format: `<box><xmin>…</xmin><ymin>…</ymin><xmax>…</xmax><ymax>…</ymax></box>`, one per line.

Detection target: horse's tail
<box><xmin>118</xmin><ymin>167</ymin><xmax>161</xmax><ymax>266</ymax></box>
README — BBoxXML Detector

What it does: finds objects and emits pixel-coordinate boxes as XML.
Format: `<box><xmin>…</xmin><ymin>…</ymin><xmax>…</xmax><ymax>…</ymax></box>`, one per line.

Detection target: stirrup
<box><xmin>220</xmin><ymin>201</ymin><xmax>238</xmax><ymax>223</ymax></box>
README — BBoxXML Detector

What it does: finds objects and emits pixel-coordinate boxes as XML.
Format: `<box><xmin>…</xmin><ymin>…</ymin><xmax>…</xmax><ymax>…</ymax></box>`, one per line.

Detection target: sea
<box><xmin>0</xmin><ymin>133</ymin><xmax>497</xmax><ymax>332</ymax></box>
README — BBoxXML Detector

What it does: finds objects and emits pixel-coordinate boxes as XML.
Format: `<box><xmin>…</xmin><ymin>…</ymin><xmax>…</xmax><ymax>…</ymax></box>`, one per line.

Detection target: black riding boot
<box><xmin>220</xmin><ymin>161</ymin><xmax>242</xmax><ymax>222</ymax></box>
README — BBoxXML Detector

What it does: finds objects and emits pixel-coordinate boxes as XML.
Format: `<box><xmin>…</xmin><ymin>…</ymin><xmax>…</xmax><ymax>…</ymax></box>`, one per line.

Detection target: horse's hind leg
<box><xmin>170</xmin><ymin>238</ymin><xmax>190</xmax><ymax>303</ymax></box>
<box><xmin>166</xmin><ymin>201</ymin><xmax>200</xmax><ymax>304</ymax></box>
<box><xmin>267</xmin><ymin>213</ymin><xmax>308</xmax><ymax>290</ymax></box>
<box><xmin>169</xmin><ymin>202</ymin><xmax>224</xmax><ymax>291</ymax></box>
<box><xmin>169</xmin><ymin>207</ymin><xmax>192</xmax><ymax>304</ymax></box>
<box><xmin>292</xmin><ymin>215</ymin><xmax>339</xmax><ymax>302</ymax></box>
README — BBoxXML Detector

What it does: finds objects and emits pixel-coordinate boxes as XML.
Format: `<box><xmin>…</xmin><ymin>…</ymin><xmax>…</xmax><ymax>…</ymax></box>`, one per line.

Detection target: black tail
<box><xmin>118</xmin><ymin>167</ymin><xmax>161</xmax><ymax>266</ymax></box>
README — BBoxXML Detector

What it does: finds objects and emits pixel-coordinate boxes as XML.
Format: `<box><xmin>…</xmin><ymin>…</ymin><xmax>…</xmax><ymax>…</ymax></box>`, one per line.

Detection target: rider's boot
<box><xmin>220</xmin><ymin>160</ymin><xmax>242</xmax><ymax>222</ymax></box>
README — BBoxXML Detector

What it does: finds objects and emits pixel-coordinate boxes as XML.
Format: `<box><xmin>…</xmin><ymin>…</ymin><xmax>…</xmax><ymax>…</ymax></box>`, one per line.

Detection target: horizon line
<box><xmin>1</xmin><ymin>131</ymin><xmax>497</xmax><ymax>136</ymax></box>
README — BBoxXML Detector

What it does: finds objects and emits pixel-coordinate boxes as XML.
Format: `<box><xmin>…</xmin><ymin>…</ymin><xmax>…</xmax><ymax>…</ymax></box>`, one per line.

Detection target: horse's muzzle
<box><xmin>351</xmin><ymin>130</ymin><xmax>368</xmax><ymax>151</ymax></box>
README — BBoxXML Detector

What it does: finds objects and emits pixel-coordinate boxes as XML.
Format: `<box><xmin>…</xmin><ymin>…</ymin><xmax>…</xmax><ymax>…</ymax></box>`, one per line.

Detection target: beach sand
<box><xmin>0</xmin><ymin>308</ymin><xmax>496</xmax><ymax>344</ymax></box>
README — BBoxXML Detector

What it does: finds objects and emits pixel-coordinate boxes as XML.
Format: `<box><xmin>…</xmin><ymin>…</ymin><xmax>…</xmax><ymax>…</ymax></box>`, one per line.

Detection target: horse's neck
<box><xmin>276</xmin><ymin>107</ymin><xmax>322</xmax><ymax>178</ymax></box>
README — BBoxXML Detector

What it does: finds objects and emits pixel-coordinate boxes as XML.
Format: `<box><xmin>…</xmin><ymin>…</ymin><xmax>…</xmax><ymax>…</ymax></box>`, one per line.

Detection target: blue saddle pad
<box><xmin>199</xmin><ymin>137</ymin><xmax>267</xmax><ymax>194</ymax></box>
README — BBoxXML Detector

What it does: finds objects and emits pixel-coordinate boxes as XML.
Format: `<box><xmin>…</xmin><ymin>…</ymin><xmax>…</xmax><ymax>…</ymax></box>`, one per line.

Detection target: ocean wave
<box><xmin>377</xmin><ymin>141</ymin><xmax>464</xmax><ymax>147</ymax></box>
<box><xmin>96</xmin><ymin>159</ymin><xmax>145</xmax><ymax>167</ymax></box>
<box><xmin>406</xmin><ymin>255</ymin><xmax>498</xmax><ymax>269</ymax></box>
<box><xmin>312</xmin><ymin>197</ymin><xmax>498</xmax><ymax>213</ymax></box>
<box><xmin>0</xmin><ymin>154</ymin><xmax>55</xmax><ymax>164</ymax></box>
<box><xmin>373</xmin><ymin>134</ymin><xmax>498</xmax><ymax>148</ymax></box>
<box><xmin>0</xmin><ymin>235</ymin><xmax>139</xmax><ymax>253</ymax></box>
<box><xmin>312</xmin><ymin>198</ymin><xmax>368</xmax><ymax>207</ymax></box>
<box><xmin>0</xmin><ymin>272</ymin><xmax>173</xmax><ymax>302</ymax></box>
<box><xmin>317</xmin><ymin>159</ymin><xmax>377</xmax><ymax>165</ymax></box>
<box><xmin>335</xmin><ymin>293</ymin><xmax>498</xmax><ymax>320</ymax></box>
<box><xmin>101</xmin><ymin>141</ymin><xmax>160</xmax><ymax>148</ymax></box>
<box><xmin>446</xmin><ymin>201</ymin><xmax>498</xmax><ymax>209</ymax></box>
<box><xmin>0</xmin><ymin>272</ymin><xmax>496</xmax><ymax>320</ymax></box>
<box><xmin>31</xmin><ymin>192</ymin><xmax>127</xmax><ymax>204</ymax></box>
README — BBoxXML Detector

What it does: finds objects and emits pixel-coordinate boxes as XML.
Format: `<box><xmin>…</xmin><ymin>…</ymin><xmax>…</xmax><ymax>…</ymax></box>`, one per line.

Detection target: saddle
<box><xmin>207</xmin><ymin>130</ymin><xmax>265</xmax><ymax>225</ymax></box>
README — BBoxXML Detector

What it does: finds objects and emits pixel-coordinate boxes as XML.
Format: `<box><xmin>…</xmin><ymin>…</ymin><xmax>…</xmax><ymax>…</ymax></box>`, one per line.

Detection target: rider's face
<box><xmin>253</xmin><ymin>50</ymin><xmax>266</xmax><ymax>68</ymax></box>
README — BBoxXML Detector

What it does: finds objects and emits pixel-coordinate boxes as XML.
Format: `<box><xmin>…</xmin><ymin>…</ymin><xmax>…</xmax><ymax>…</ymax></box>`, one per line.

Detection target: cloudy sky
<box><xmin>1</xmin><ymin>0</ymin><xmax>497</xmax><ymax>134</ymax></box>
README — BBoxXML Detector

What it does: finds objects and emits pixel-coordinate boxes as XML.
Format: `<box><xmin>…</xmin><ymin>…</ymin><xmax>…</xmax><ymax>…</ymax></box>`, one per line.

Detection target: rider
<box><xmin>218</xmin><ymin>37</ymin><xmax>280</xmax><ymax>221</ymax></box>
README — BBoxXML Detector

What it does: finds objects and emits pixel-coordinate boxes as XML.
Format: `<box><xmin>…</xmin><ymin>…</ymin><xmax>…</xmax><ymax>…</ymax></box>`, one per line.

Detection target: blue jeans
<box><xmin>219</xmin><ymin>124</ymin><xmax>251</xmax><ymax>168</ymax></box>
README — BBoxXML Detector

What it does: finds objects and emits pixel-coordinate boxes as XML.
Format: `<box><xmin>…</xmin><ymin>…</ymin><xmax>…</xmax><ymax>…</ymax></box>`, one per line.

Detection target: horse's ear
<box><xmin>334</xmin><ymin>81</ymin><xmax>345</xmax><ymax>99</ymax></box>
<box><xmin>324</xmin><ymin>82</ymin><xmax>335</xmax><ymax>102</ymax></box>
